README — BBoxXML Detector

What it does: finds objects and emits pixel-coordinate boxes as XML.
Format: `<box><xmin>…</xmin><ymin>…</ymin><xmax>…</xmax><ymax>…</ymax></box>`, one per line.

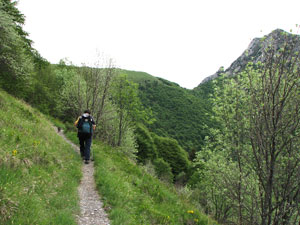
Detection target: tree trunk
<box><xmin>117</xmin><ymin>111</ymin><xmax>123</xmax><ymax>146</ymax></box>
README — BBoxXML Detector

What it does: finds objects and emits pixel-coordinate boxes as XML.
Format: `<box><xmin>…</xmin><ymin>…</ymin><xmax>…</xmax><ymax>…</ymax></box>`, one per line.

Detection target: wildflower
<box><xmin>12</xmin><ymin>149</ymin><xmax>17</xmax><ymax>156</ymax></box>
<box><xmin>187</xmin><ymin>210</ymin><xmax>194</xmax><ymax>214</ymax></box>
<box><xmin>194</xmin><ymin>219</ymin><xmax>199</xmax><ymax>222</ymax></box>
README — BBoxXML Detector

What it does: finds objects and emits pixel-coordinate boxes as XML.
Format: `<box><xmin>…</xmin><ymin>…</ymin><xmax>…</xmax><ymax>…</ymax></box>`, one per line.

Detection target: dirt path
<box><xmin>56</xmin><ymin>128</ymin><xmax>110</xmax><ymax>225</ymax></box>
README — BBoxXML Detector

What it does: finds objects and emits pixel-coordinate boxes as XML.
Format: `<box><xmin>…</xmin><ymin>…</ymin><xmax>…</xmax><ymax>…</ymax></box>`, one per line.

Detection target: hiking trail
<box><xmin>56</xmin><ymin>127</ymin><xmax>110</xmax><ymax>225</ymax></box>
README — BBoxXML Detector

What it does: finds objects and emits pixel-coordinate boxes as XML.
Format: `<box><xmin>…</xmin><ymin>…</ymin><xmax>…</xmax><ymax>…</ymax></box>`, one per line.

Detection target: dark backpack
<box><xmin>77</xmin><ymin>116</ymin><xmax>93</xmax><ymax>134</ymax></box>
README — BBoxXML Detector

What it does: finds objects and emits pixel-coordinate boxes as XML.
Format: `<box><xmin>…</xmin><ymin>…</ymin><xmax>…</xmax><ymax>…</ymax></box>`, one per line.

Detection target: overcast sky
<box><xmin>17</xmin><ymin>0</ymin><xmax>299</xmax><ymax>89</ymax></box>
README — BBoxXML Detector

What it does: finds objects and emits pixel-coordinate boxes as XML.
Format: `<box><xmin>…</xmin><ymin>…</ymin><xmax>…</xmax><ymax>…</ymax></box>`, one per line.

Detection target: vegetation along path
<box><xmin>56</xmin><ymin>128</ymin><xmax>110</xmax><ymax>225</ymax></box>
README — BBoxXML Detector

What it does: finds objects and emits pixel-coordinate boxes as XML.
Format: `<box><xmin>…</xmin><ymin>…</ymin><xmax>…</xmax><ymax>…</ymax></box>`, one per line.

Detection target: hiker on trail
<box><xmin>74</xmin><ymin>110</ymin><xmax>96</xmax><ymax>164</ymax></box>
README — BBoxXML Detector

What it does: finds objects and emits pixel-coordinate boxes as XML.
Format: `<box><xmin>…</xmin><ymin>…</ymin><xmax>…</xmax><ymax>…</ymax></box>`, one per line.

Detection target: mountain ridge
<box><xmin>198</xmin><ymin>28</ymin><xmax>299</xmax><ymax>86</ymax></box>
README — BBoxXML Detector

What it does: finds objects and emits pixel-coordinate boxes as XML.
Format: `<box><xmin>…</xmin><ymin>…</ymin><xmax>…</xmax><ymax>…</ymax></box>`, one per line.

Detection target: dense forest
<box><xmin>1</xmin><ymin>0</ymin><xmax>300</xmax><ymax>224</ymax></box>
<box><xmin>125</xmin><ymin>70</ymin><xmax>216</xmax><ymax>154</ymax></box>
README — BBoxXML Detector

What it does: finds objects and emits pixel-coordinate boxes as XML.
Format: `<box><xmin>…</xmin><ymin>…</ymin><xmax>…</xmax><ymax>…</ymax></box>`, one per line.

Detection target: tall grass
<box><xmin>90</xmin><ymin>140</ymin><xmax>218</xmax><ymax>225</ymax></box>
<box><xmin>0</xmin><ymin>89</ymin><xmax>82</xmax><ymax>224</ymax></box>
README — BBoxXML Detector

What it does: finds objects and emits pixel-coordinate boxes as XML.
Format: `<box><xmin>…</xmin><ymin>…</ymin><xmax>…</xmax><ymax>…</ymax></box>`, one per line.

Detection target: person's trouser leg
<box><xmin>79</xmin><ymin>134</ymin><xmax>85</xmax><ymax>159</ymax></box>
<box><xmin>84</xmin><ymin>136</ymin><xmax>92</xmax><ymax>161</ymax></box>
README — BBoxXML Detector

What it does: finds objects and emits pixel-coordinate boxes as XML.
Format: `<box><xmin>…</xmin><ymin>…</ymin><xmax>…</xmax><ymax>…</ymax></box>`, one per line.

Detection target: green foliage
<box><xmin>94</xmin><ymin>102</ymin><xmax>120</xmax><ymax>146</ymax></box>
<box><xmin>153</xmin><ymin>135</ymin><xmax>190</xmax><ymax>177</ymax></box>
<box><xmin>0</xmin><ymin>0</ymin><xmax>63</xmax><ymax>116</ymax></box>
<box><xmin>26</xmin><ymin>55</ymin><xmax>64</xmax><ymax>115</ymax></box>
<box><xmin>134</xmin><ymin>124</ymin><xmax>191</xmax><ymax>180</ymax></box>
<box><xmin>153</xmin><ymin>158</ymin><xmax>174</xmax><ymax>183</ymax></box>
<box><xmin>0</xmin><ymin>89</ymin><xmax>81</xmax><ymax>224</ymax></box>
<box><xmin>0</xmin><ymin>0</ymin><xmax>34</xmax><ymax>97</ymax></box>
<box><xmin>56</xmin><ymin>62</ymin><xmax>86</xmax><ymax>119</ymax></box>
<box><xmin>117</xmin><ymin>126</ymin><xmax>138</xmax><ymax>160</ymax></box>
<box><xmin>194</xmin><ymin>132</ymin><xmax>260</xmax><ymax>223</ymax></box>
<box><xmin>194</xmin><ymin>32</ymin><xmax>300</xmax><ymax>224</ymax></box>
<box><xmin>126</xmin><ymin>70</ymin><xmax>215</xmax><ymax>153</ymax></box>
<box><xmin>111</xmin><ymin>74</ymin><xmax>149</xmax><ymax>124</ymax></box>
<box><xmin>134</xmin><ymin>123</ymin><xmax>158</xmax><ymax>163</ymax></box>
<box><xmin>193</xmin><ymin>79</ymin><xmax>215</xmax><ymax>105</ymax></box>
<box><xmin>111</xmin><ymin>74</ymin><xmax>152</xmax><ymax>146</ymax></box>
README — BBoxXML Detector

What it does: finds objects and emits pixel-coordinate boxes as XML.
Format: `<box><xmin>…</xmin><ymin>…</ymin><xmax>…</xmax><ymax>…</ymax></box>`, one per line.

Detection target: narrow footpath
<box><xmin>56</xmin><ymin>128</ymin><xmax>110</xmax><ymax>225</ymax></box>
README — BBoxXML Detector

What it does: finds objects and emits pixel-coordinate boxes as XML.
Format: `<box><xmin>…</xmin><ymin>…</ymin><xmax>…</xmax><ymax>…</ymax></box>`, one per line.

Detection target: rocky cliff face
<box><xmin>198</xmin><ymin>29</ymin><xmax>300</xmax><ymax>86</ymax></box>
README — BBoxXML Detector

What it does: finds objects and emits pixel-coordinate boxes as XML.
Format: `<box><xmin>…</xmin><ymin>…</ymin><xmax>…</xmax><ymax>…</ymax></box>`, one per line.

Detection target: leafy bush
<box><xmin>153</xmin><ymin>135</ymin><xmax>190</xmax><ymax>177</ymax></box>
<box><xmin>153</xmin><ymin>158</ymin><xmax>173</xmax><ymax>183</ymax></box>
<box><xmin>135</xmin><ymin>123</ymin><xmax>158</xmax><ymax>163</ymax></box>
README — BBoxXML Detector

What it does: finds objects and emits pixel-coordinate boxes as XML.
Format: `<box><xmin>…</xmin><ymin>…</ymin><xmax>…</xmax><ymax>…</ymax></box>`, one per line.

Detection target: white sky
<box><xmin>17</xmin><ymin>0</ymin><xmax>300</xmax><ymax>89</ymax></box>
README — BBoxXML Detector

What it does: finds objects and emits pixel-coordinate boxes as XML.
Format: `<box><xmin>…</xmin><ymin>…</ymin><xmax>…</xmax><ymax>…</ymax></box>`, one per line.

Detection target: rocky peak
<box><xmin>198</xmin><ymin>29</ymin><xmax>300</xmax><ymax>86</ymax></box>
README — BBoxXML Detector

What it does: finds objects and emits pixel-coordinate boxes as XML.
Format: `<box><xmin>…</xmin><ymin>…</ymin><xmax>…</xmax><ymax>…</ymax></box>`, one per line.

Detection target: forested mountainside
<box><xmin>125</xmin><ymin>70</ymin><xmax>216</xmax><ymax>154</ymax></box>
<box><xmin>126</xmin><ymin>29</ymin><xmax>299</xmax><ymax>157</ymax></box>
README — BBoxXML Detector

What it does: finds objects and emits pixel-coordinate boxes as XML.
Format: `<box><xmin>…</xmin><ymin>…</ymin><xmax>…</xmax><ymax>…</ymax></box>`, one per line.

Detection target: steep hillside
<box><xmin>125</xmin><ymin>70</ymin><xmax>214</xmax><ymax>153</ymax></box>
<box><xmin>0</xmin><ymin>89</ymin><xmax>81</xmax><ymax>224</ymax></box>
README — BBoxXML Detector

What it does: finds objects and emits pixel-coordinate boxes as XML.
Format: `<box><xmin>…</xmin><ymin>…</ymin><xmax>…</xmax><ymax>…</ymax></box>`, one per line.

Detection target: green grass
<box><xmin>121</xmin><ymin>69</ymin><xmax>161</xmax><ymax>84</ymax></box>
<box><xmin>87</xmin><ymin>140</ymin><xmax>218</xmax><ymax>225</ymax></box>
<box><xmin>64</xmin><ymin>124</ymin><xmax>218</xmax><ymax>224</ymax></box>
<box><xmin>0</xmin><ymin>89</ymin><xmax>82</xmax><ymax>224</ymax></box>
<box><xmin>0</xmin><ymin>87</ymin><xmax>217</xmax><ymax>224</ymax></box>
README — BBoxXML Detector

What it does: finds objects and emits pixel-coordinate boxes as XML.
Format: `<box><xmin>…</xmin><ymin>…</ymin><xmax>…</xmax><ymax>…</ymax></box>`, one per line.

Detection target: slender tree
<box><xmin>245</xmin><ymin>34</ymin><xmax>300</xmax><ymax>225</ymax></box>
<box><xmin>77</xmin><ymin>57</ymin><xmax>116</xmax><ymax>117</ymax></box>
<box><xmin>111</xmin><ymin>74</ymin><xmax>144</xmax><ymax>146</ymax></box>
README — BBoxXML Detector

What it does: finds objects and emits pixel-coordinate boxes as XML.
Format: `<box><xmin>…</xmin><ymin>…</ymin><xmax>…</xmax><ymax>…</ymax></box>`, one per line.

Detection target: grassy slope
<box><xmin>0</xmin><ymin>89</ymin><xmax>81</xmax><ymax>224</ymax></box>
<box><xmin>93</xmin><ymin>142</ymin><xmax>218</xmax><ymax>225</ymax></box>
<box><xmin>65</xmin><ymin>131</ymin><xmax>218</xmax><ymax>225</ymax></box>
<box><xmin>120</xmin><ymin>69</ymin><xmax>163</xmax><ymax>85</ymax></box>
